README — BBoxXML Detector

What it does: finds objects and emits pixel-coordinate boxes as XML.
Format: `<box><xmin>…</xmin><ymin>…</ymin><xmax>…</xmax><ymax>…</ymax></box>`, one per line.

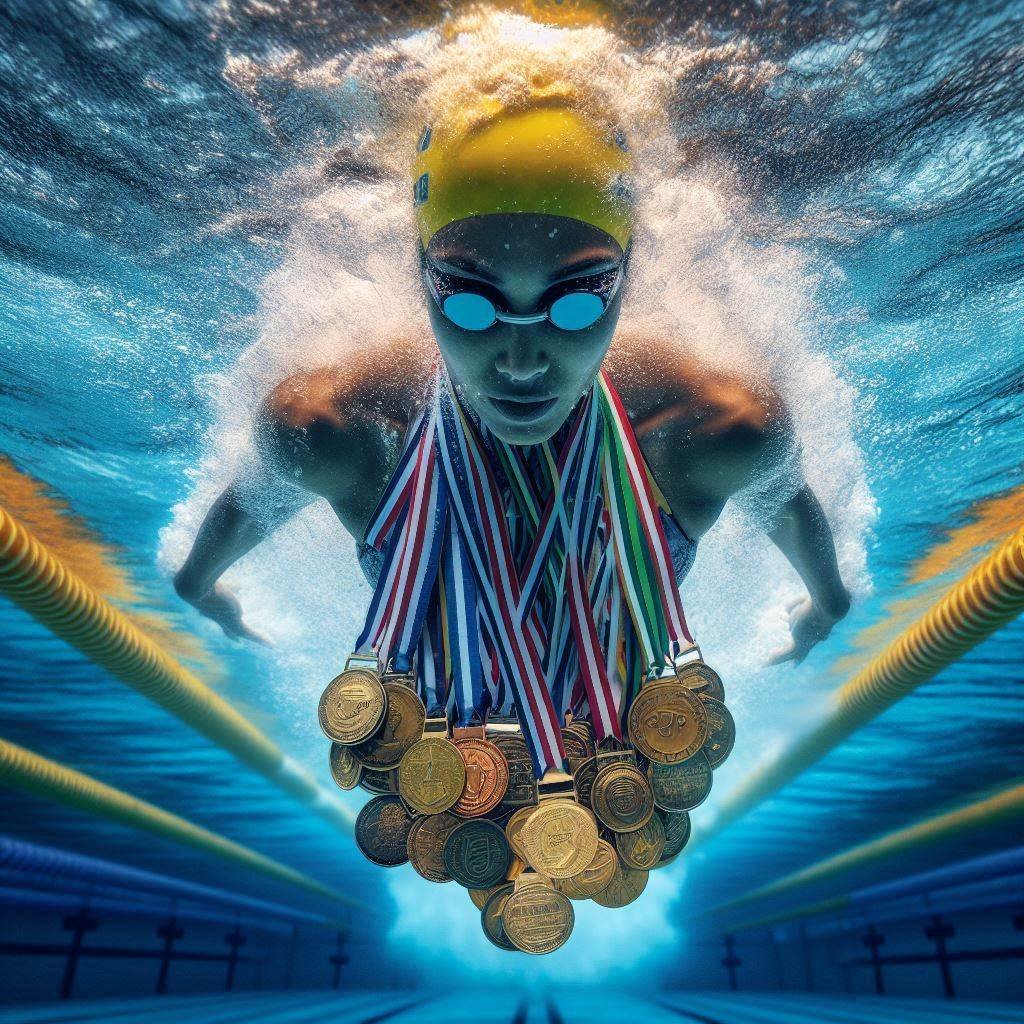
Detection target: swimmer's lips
<box><xmin>488</xmin><ymin>395</ymin><xmax>558</xmax><ymax>423</ymax></box>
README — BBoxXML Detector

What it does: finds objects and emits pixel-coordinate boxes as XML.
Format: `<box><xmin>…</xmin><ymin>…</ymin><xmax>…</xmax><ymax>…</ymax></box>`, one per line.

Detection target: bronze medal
<box><xmin>572</xmin><ymin>755</ymin><xmax>599</xmax><ymax>810</ymax></box>
<box><xmin>627</xmin><ymin>679</ymin><xmax>709</xmax><ymax>765</ymax></box>
<box><xmin>678</xmin><ymin>661</ymin><xmax>726</xmax><ymax>701</ymax></box>
<box><xmin>352</xmin><ymin>681</ymin><xmax>426</xmax><ymax>770</ymax></box>
<box><xmin>452</xmin><ymin>732</ymin><xmax>509</xmax><ymax>817</ymax></box>
<box><xmin>592</xmin><ymin>863</ymin><xmax>649</xmax><ymax>908</ymax></box>
<box><xmin>329</xmin><ymin>743</ymin><xmax>362</xmax><ymax>791</ymax></box>
<box><xmin>407</xmin><ymin>812</ymin><xmax>461</xmax><ymax>883</ymax></box>
<box><xmin>398</xmin><ymin>736</ymin><xmax>466</xmax><ymax>815</ymax></box>
<box><xmin>354</xmin><ymin>795</ymin><xmax>414</xmax><ymax>867</ymax></box>
<box><xmin>443</xmin><ymin>818</ymin><xmax>512</xmax><ymax>889</ymax></box>
<box><xmin>657</xmin><ymin>808</ymin><xmax>692</xmax><ymax>864</ymax></box>
<box><xmin>502</xmin><ymin>876</ymin><xmax>574</xmax><ymax>955</ymax></box>
<box><xmin>520</xmin><ymin>799</ymin><xmax>599</xmax><ymax>879</ymax></box>
<box><xmin>615</xmin><ymin>814</ymin><xmax>666</xmax><ymax>870</ymax></box>
<box><xmin>318</xmin><ymin>663</ymin><xmax>386</xmax><ymax>744</ymax></box>
<box><xmin>558</xmin><ymin>839</ymin><xmax>617</xmax><ymax>900</ymax></box>
<box><xmin>700</xmin><ymin>696</ymin><xmax>735</xmax><ymax>769</ymax></box>
<box><xmin>480</xmin><ymin>882</ymin><xmax>517</xmax><ymax>951</ymax></box>
<box><xmin>648</xmin><ymin>750</ymin><xmax>713</xmax><ymax>812</ymax></box>
<box><xmin>359</xmin><ymin>767</ymin><xmax>397</xmax><ymax>795</ymax></box>
<box><xmin>591</xmin><ymin>762</ymin><xmax>655</xmax><ymax>833</ymax></box>
<box><xmin>489</xmin><ymin>731</ymin><xmax>537</xmax><ymax>809</ymax></box>
<box><xmin>561</xmin><ymin>726</ymin><xmax>594</xmax><ymax>766</ymax></box>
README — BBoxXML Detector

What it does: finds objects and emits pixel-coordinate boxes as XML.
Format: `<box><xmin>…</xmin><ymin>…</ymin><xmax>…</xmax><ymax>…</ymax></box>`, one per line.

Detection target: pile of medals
<box><xmin>320</xmin><ymin>653</ymin><xmax>733</xmax><ymax>955</ymax></box>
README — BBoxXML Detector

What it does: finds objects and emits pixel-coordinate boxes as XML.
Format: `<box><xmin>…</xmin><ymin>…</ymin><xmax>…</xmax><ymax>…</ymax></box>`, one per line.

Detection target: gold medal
<box><xmin>354</xmin><ymin>795</ymin><xmax>414</xmax><ymax>867</ymax></box>
<box><xmin>648</xmin><ymin>750</ymin><xmax>713</xmax><ymax>812</ymax></box>
<box><xmin>592</xmin><ymin>862</ymin><xmax>648</xmax><ymax>908</ymax></box>
<box><xmin>558</xmin><ymin>839</ymin><xmax>617</xmax><ymax>900</ymax></box>
<box><xmin>520</xmin><ymin>798</ymin><xmax>599</xmax><ymax>879</ymax></box>
<box><xmin>328</xmin><ymin>743</ymin><xmax>362</xmax><ymax>791</ymax></box>
<box><xmin>398</xmin><ymin>724</ymin><xmax>466</xmax><ymax>815</ymax></box>
<box><xmin>352</xmin><ymin>678</ymin><xmax>426</xmax><ymax>770</ymax></box>
<box><xmin>700</xmin><ymin>696</ymin><xmax>736</xmax><ymax>769</ymax></box>
<box><xmin>615</xmin><ymin>814</ymin><xmax>666</xmax><ymax>870</ymax></box>
<box><xmin>451</xmin><ymin>728</ymin><xmax>509</xmax><ymax>817</ymax></box>
<box><xmin>502</xmin><ymin>873</ymin><xmax>574</xmax><ymax>955</ymax></box>
<box><xmin>561</xmin><ymin>724</ymin><xmax>594</xmax><ymax>766</ymax></box>
<box><xmin>443</xmin><ymin>818</ymin><xmax>512</xmax><ymax>889</ymax></box>
<box><xmin>591</xmin><ymin>757</ymin><xmax>655</xmax><ymax>833</ymax></box>
<box><xmin>572</xmin><ymin>755</ymin><xmax>599</xmax><ymax>810</ymax></box>
<box><xmin>504</xmin><ymin>805</ymin><xmax>536</xmax><ymax>864</ymax></box>
<box><xmin>318</xmin><ymin>658</ymin><xmax>386</xmax><ymax>744</ymax></box>
<box><xmin>469</xmin><ymin>886</ymin><xmax>496</xmax><ymax>910</ymax></box>
<box><xmin>678</xmin><ymin>660</ymin><xmax>726</xmax><ymax>701</ymax></box>
<box><xmin>480</xmin><ymin>882</ymin><xmax>517</xmax><ymax>951</ymax></box>
<box><xmin>627</xmin><ymin>678</ymin><xmax>709</xmax><ymax>765</ymax></box>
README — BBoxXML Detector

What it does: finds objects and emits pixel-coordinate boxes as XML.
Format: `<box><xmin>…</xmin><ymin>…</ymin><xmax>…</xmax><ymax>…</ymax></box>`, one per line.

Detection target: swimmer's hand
<box><xmin>767</xmin><ymin>594</ymin><xmax>849</xmax><ymax>666</ymax></box>
<box><xmin>175</xmin><ymin>579</ymin><xmax>271</xmax><ymax>646</ymax></box>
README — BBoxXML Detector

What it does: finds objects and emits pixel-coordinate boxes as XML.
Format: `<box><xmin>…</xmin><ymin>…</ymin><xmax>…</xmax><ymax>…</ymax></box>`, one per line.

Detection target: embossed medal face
<box><xmin>489</xmin><ymin>732</ymin><xmax>536</xmax><ymax>808</ymax></box>
<box><xmin>628</xmin><ymin>681</ymin><xmax>709</xmax><ymax>765</ymax></box>
<box><xmin>452</xmin><ymin>738</ymin><xmax>509</xmax><ymax>817</ymax></box>
<box><xmin>591</xmin><ymin>763</ymin><xmax>655</xmax><ymax>833</ymax></box>
<box><xmin>592</xmin><ymin>863</ymin><xmax>649</xmax><ymax>908</ymax></box>
<box><xmin>398</xmin><ymin>737</ymin><xmax>466</xmax><ymax>815</ymax></box>
<box><xmin>505</xmin><ymin>806</ymin><xmax>536</xmax><ymax>863</ymax></box>
<box><xmin>677</xmin><ymin>661</ymin><xmax>726</xmax><ymax>701</ymax></box>
<box><xmin>352</xmin><ymin>683</ymin><xmax>426</xmax><ymax>770</ymax></box>
<box><xmin>572</xmin><ymin>756</ymin><xmax>598</xmax><ymax>810</ymax></box>
<box><xmin>358</xmin><ymin>767</ymin><xmax>396</xmax><ymax>795</ymax></box>
<box><xmin>480</xmin><ymin>882</ymin><xmax>517</xmax><ymax>951</ymax></box>
<box><xmin>558</xmin><ymin>839</ymin><xmax>618</xmax><ymax>900</ymax></box>
<box><xmin>354</xmin><ymin>795</ymin><xmax>414</xmax><ymax>867</ymax></box>
<box><xmin>407</xmin><ymin>812</ymin><xmax>461</xmax><ymax>883</ymax></box>
<box><xmin>561</xmin><ymin>726</ymin><xmax>594</xmax><ymax>766</ymax></box>
<box><xmin>615</xmin><ymin>813</ymin><xmax>666</xmax><ymax>870</ymax></box>
<box><xmin>657</xmin><ymin>809</ymin><xmax>692</xmax><ymax>865</ymax></box>
<box><xmin>502</xmin><ymin>884</ymin><xmax>574</xmax><ymax>955</ymax></box>
<box><xmin>318</xmin><ymin>668</ymin><xmax>386</xmax><ymax>744</ymax></box>
<box><xmin>648</xmin><ymin>750</ymin><xmax>713</xmax><ymax>812</ymax></box>
<box><xmin>520</xmin><ymin>800</ymin><xmax>599</xmax><ymax>879</ymax></box>
<box><xmin>329</xmin><ymin>743</ymin><xmax>362</xmax><ymax>791</ymax></box>
<box><xmin>700</xmin><ymin>696</ymin><xmax>736</xmax><ymax>769</ymax></box>
<box><xmin>443</xmin><ymin>819</ymin><xmax>512</xmax><ymax>889</ymax></box>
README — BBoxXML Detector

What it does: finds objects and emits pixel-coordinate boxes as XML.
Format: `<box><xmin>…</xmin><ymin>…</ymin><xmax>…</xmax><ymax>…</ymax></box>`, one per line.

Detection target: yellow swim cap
<box><xmin>413</xmin><ymin>104</ymin><xmax>634</xmax><ymax>250</ymax></box>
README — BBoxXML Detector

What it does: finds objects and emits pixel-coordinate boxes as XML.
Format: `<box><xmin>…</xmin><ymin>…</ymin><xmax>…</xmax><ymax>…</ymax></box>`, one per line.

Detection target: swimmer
<box><xmin>175</xmin><ymin>102</ymin><xmax>850</xmax><ymax>665</ymax></box>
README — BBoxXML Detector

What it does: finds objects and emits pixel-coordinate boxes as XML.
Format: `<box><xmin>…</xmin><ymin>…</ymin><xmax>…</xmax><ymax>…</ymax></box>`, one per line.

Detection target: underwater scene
<box><xmin>0</xmin><ymin>1</ymin><xmax>1022</xmax><ymax>1021</ymax></box>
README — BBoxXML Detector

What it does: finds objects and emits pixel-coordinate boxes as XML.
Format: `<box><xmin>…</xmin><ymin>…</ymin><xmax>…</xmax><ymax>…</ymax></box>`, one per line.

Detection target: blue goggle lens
<box><xmin>442</xmin><ymin>292</ymin><xmax>497</xmax><ymax>331</ymax></box>
<box><xmin>549</xmin><ymin>291</ymin><xmax>606</xmax><ymax>331</ymax></box>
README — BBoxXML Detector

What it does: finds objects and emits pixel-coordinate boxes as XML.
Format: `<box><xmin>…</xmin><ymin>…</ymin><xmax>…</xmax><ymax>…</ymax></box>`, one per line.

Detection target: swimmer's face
<box><xmin>424</xmin><ymin>213</ymin><xmax>627</xmax><ymax>444</ymax></box>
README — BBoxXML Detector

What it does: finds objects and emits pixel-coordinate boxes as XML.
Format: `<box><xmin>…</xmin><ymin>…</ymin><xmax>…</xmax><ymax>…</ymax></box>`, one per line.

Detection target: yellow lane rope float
<box><xmin>0</xmin><ymin>505</ymin><xmax>352</xmax><ymax>831</ymax></box>
<box><xmin>711</xmin><ymin>779</ymin><xmax>1024</xmax><ymax>919</ymax></box>
<box><xmin>0</xmin><ymin>737</ymin><xmax>371</xmax><ymax>911</ymax></box>
<box><xmin>694</xmin><ymin>524</ymin><xmax>1024</xmax><ymax>850</ymax></box>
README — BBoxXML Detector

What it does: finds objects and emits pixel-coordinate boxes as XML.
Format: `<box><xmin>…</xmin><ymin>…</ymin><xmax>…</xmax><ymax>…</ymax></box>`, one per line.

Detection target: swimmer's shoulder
<box><xmin>607</xmin><ymin>333</ymin><xmax>792</xmax><ymax>529</ymax></box>
<box><xmin>256</xmin><ymin>336</ymin><xmax>434</xmax><ymax>508</ymax></box>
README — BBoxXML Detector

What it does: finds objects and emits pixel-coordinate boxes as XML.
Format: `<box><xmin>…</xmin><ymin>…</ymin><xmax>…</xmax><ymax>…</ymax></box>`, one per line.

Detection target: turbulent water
<box><xmin>1</xmin><ymin>0</ymin><xmax>1022</xmax><ymax>983</ymax></box>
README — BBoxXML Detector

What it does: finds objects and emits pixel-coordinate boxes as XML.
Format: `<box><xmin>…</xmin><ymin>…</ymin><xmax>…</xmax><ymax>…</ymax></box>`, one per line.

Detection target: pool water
<box><xmin>0</xmin><ymin>0</ymin><xmax>1022</xmax><ymax>984</ymax></box>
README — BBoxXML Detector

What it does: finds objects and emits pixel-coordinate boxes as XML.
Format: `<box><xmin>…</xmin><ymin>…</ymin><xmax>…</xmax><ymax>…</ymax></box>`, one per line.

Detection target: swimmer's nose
<box><xmin>494</xmin><ymin>331</ymin><xmax>550</xmax><ymax>385</ymax></box>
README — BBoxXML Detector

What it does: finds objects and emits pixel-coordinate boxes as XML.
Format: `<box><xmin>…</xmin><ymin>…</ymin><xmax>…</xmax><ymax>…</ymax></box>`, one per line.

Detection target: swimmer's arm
<box><xmin>764</xmin><ymin>485</ymin><xmax>852</xmax><ymax>664</ymax></box>
<box><xmin>173</xmin><ymin>480</ymin><xmax>308</xmax><ymax>644</ymax></box>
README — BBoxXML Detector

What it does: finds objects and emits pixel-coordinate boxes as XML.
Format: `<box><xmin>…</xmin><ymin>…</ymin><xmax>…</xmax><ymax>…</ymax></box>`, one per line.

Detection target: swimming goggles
<box><xmin>421</xmin><ymin>245</ymin><xmax>629</xmax><ymax>332</ymax></box>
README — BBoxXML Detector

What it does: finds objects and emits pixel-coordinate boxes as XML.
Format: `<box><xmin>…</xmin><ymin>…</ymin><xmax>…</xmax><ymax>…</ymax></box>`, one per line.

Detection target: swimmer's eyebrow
<box><xmin>428</xmin><ymin>256</ymin><xmax>499</xmax><ymax>284</ymax></box>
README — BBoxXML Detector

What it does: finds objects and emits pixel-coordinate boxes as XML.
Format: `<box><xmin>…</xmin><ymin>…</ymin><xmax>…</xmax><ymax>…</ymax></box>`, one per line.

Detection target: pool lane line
<box><xmin>0</xmin><ymin>503</ymin><xmax>354</xmax><ymax>836</ymax></box>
